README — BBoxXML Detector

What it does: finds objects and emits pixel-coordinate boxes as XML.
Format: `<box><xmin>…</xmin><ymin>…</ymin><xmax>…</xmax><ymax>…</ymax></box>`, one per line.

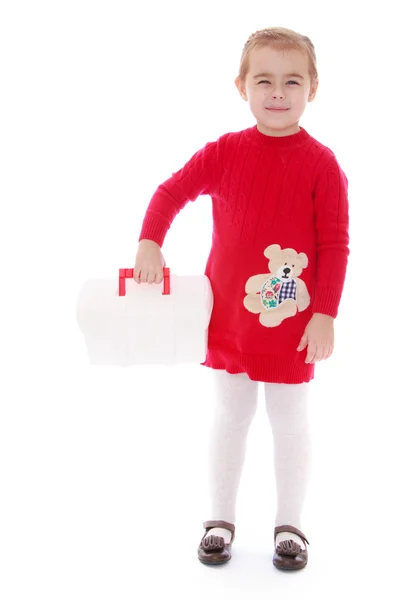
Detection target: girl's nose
<box><xmin>272</xmin><ymin>90</ymin><xmax>284</xmax><ymax>99</ymax></box>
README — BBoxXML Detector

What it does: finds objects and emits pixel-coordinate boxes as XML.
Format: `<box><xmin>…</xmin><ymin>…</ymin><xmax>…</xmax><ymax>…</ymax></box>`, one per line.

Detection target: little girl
<box><xmin>133</xmin><ymin>26</ymin><xmax>349</xmax><ymax>570</ymax></box>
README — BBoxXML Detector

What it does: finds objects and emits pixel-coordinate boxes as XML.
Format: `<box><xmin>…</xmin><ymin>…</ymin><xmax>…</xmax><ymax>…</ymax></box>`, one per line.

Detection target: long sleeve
<box><xmin>311</xmin><ymin>154</ymin><xmax>350</xmax><ymax>318</ymax></box>
<box><xmin>138</xmin><ymin>140</ymin><xmax>221</xmax><ymax>247</ymax></box>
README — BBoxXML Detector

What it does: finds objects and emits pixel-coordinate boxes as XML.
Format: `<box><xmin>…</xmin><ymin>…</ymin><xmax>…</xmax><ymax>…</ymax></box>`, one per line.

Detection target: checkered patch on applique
<box><xmin>260</xmin><ymin>276</ymin><xmax>297</xmax><ymax>310</ymax></box>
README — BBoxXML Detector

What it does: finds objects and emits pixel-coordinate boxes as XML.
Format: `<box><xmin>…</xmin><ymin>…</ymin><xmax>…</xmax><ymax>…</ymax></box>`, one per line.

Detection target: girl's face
<box><xmin>235</xmin><ymin>45</ymin><xmax>318</xmax><ymax>137</ymax></box>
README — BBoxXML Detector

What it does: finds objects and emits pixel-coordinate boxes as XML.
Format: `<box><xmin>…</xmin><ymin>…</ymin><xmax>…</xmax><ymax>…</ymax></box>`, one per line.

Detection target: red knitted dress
<box><xmin>139</xmin><ymin>125</ymin><xmax>349</xmax><ymax>383</ymax></box>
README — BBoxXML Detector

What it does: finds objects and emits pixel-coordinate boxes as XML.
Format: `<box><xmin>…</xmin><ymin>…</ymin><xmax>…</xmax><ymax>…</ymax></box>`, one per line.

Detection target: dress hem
<box><xmin>200</xmin><ymin>347</ymin><xmax>315</xmax><ymax>384</ymax></box>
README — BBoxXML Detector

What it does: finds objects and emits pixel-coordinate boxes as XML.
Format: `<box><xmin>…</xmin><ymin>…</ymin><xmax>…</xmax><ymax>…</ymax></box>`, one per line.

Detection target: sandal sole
<box><xmin>273</xmin><ymin>560</ymin><xmax>308</xmax><ymax>571</ymax></box>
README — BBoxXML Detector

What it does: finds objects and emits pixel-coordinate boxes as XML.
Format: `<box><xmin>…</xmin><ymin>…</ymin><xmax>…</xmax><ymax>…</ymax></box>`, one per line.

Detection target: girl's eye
<box><xmin>257</xmin><ymin>80</ymin><xmax>299</xmax><ymax>85</ymax></box>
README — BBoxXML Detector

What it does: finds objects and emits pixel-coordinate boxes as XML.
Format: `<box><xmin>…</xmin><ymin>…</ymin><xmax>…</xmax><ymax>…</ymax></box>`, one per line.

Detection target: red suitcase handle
<box><xmin>118</xmin><ymin>267</ymin><xmax>170</xmax><ymax>296</ymax></box>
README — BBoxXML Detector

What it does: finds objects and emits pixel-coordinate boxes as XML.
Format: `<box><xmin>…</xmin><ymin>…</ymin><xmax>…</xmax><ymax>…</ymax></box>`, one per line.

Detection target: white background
<box><xmin>1</xmin><ymin>0</ymin><xmax>414</xmax><ymax>598</ymax></box>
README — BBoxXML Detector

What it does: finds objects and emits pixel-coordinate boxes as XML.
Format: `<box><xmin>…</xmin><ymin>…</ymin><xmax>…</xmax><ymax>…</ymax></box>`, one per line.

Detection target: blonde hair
<box><xmin>238</xmin><ymin>27</ymin><xmax>318</xmax><ymax>84</ymax></box>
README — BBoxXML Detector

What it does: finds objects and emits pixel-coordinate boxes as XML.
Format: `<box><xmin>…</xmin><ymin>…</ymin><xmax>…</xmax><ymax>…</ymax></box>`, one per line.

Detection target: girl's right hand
<box><xmin>133</xmin><ymin>239</ymin><xmax>166</xmax><ymax>284</ymax></box>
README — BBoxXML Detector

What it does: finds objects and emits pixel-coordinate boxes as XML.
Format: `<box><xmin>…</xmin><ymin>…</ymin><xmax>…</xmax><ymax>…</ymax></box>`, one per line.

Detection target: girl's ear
<box><xmin>235</xmin><ymin>76</ymin><xmax>248</xmax><ymax>101</ymax></box>
<box><xmin>308</xmin><ymin>79</ymin><xmax>319</xmax><ymax>102</ymax></box>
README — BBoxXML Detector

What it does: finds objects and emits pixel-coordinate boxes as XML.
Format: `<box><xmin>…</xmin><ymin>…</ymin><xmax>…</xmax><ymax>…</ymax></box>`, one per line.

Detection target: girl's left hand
<box><xmin>297</xmin><ymin>313</ymin><xmax>335</xmax><ymax>364</ymax></box>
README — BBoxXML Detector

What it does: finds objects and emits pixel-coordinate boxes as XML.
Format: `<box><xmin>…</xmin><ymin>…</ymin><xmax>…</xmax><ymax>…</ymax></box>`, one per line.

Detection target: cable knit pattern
<box><xmin>139</xmin><ymin>125</ymin><xmax>349</xmax><ymax>383</ymax></box>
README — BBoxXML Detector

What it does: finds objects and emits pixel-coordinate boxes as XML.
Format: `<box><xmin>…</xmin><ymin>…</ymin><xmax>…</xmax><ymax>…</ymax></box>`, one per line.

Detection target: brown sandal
<box><xmin>273</xmin><ymin>525</ymin><xmax>310</xmax><ymax>571</ymax></box>
<box><xmin>197</xmin><ymin>520</ymin><xmax>235</xmax><ymax>565</ymax></box>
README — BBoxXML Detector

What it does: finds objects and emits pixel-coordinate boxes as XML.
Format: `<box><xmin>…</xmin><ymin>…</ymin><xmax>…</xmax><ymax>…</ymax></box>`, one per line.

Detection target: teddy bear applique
<box><xmin>243</xmin><ymin>244</ymin><xmax>310</xmax><ymax>328</ymax></box>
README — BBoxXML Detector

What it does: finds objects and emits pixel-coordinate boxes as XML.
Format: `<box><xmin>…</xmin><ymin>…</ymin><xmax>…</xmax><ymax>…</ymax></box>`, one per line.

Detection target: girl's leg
<box><xmin>264</xmin><ymin>382</ymin><xmax>312</xmax><ymax>549</ymax></box>
<box><xmin>205</xmin><ymin>369</ymin><xmax>259</xmax><ymax>542</ymax></box>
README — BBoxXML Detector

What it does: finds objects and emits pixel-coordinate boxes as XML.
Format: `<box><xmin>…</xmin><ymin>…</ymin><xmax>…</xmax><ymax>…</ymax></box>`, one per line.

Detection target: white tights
<box><xmin>206</xmin><ymin>370</ymin><xmax>311</xmax><ymax>548</ymax></box>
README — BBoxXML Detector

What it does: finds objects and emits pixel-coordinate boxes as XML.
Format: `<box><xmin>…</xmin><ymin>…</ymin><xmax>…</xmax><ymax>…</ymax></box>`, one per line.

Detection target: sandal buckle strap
<box><xmin>203</xmin><ymin>520</ymin><xmax>235</xmax><ymax>543</ymax></box>
<box><xmin>274</xmin><ymin>525</ymin><xmax>310</xmax><ymax>546</ymax></box>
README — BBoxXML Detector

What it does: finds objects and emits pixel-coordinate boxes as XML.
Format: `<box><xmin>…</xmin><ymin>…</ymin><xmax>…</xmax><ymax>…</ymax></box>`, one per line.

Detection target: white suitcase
<box><xmin>77</xmin><ymin>267</ymin><xmax>214</xmax><ymax>366</ymax></box>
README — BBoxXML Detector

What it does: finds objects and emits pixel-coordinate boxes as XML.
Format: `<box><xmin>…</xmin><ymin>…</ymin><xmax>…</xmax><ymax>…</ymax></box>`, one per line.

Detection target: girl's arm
<box><xmin>311</xmin><ymin>154</ymin><xmax>350</xmax><ymax>318</ymax></box>
<box><xmin>138</xmin><ymin>140</ymin><xmax>222</xmax><ymax>248</ymax></box>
